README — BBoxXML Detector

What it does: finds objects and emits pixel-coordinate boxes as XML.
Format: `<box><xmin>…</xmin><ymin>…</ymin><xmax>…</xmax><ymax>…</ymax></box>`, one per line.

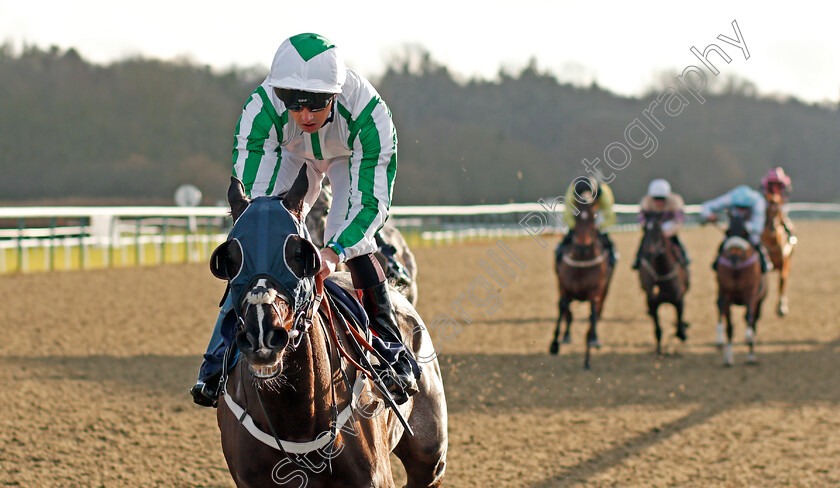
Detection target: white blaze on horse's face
<box><xmin>245</xmin><ymin>279</ymin><xmax>278</xmax><ymax>355</ymax></box>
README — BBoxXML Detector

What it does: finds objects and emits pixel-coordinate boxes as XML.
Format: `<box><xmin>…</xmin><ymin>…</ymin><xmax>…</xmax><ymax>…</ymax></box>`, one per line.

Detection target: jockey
<box><xmin>760</xmin><ymin>167</ymin><xmax>796</xmax><ymax>242</ymax></box>
<box><xmin>555</xmin><ymin>176</ymin><xmax>618</xmax><ymax>267</ymax></box>
<box><xmin>191</xmin><ymin>33</ymin><xmax>418</xmax><ymax>407</ymax></box>
<box><xmin>632</xmin><ymin>178</ymin><xmax>690</xmax><ymax>269</ymax></box>
<box><xmin>701</xmin><ymin>184</ymin><xmax>771</xmax><ymax>273</ymax></box>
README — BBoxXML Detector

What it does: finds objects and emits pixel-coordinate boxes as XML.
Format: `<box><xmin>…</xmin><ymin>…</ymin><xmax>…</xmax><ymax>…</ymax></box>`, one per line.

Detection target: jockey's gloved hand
<box><xmin>319</xmin><ymin>247</ymin><xmax>340</xmax><ymax>279</ymax></box>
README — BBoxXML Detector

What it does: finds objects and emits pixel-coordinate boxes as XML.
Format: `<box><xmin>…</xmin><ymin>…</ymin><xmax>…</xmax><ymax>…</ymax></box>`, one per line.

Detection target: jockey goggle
<box><xmin>275</xmin><ymin>88</ymin><xmax>335</xmax><ymax>112</ymax></box>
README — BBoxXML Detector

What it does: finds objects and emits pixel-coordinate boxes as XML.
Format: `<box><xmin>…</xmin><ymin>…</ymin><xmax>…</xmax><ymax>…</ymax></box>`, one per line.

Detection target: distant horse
<box><xmin>761</xmin><ymin>193</ymin><xmax>796</xmax><ymax>316</ymax></box>
<box><xmin>306</xmin><ymin>183</ymin><xmax>419</xmax><ymax>306</ymax></box>
<box><xmin>549</xmin><ymin>199</ymin><xmax>615</xmax><ymax>370</ymax></box>
<box><xmin>636</xmin><ymin>212</ymin><xmax>690</xmax><ymax>355</ymax></box>
<box><xmin>714</xmin><ymin>213</ymin><xmax>767</xmax><ymax>366</ymax></box>
<box><xmin>214</xmin><ymin>170</ymin><xmax>447</xmax><ymax>488</ymax></box>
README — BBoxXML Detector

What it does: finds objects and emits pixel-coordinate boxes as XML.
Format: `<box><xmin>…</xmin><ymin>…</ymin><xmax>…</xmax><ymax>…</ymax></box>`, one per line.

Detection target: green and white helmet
<box><xmin>268</xmin><ymin>33</ymin><xmax>346</xmax><ymax>94</ymax></box>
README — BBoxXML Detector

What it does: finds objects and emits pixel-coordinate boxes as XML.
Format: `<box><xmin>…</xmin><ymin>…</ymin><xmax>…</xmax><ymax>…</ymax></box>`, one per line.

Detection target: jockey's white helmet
<box><xmin>268</xmin><ymin>33</ymin><xmax>346</xmax><ymax>94</ymax></box>
<box><xmin>647</xmin><ymin>178</ymin><xmax>671</xmax><ymax>198</ymax></box>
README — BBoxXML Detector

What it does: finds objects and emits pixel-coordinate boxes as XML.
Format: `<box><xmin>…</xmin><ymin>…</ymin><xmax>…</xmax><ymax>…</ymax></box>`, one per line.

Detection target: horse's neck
<box><xmin>572</xmin><ymin>224</ymin><xmax>601</xmax><ymax>255</ymax></box>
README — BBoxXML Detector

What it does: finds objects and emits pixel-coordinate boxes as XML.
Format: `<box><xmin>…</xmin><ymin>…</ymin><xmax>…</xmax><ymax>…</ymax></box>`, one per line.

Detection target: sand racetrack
<box><xmin>1</xmin><ymin>221</ymin><xmax>838</xmax><ymax>487</ymax></box>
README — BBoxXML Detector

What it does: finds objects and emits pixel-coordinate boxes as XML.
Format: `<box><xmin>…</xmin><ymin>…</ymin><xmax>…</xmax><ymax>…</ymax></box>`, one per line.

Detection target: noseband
<box><xmin>234</xmin><ymin>282</ymin><xmax>320</xmax><ymax>352</ymax></box>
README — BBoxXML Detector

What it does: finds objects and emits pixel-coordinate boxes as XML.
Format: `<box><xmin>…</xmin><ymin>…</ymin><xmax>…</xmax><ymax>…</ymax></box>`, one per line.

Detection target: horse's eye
<box><xmin>284</xmin><ymin>235</ymin><xmax>321</xmax><ymax>278</ymax></box>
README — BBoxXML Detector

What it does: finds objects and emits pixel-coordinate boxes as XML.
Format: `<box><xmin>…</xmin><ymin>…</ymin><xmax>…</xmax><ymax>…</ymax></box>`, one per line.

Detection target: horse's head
<box><xmin>210</xmin><ymin>166</ymin><xmax>321</xmax><ymax>380</ymax></box>
<box><xmin>640</xmin><ymin>212</ymin><xmax>667</xmax><ymax>257</ymax></box>
<box><xmin>764</xmin><ymin>193</ymin><xmax>781</xmax><ymax>223</ymax></box>
<box><xmin>572</xmin><ymin>196</ymin><xmax>599</xmax><ymax>248</ymax></box>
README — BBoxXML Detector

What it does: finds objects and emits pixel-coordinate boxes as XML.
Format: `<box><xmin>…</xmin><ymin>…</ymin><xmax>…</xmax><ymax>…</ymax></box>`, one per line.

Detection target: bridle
<box><xmin>233</xmin><ymin>288</ymin><xmax>319</xmax><ymax>351</ymax></box>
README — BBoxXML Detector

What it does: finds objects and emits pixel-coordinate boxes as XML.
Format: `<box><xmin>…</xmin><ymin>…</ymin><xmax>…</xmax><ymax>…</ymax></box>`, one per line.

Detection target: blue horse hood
<box><xmin>226</xmin><ymin>196</ymin><xmax>317</xmax><ymax>313</ymax></box>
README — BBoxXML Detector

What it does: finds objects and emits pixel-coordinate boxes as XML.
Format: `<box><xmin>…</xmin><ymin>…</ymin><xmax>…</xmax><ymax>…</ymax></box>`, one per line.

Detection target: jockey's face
<box><xmin>766</xmin><ymin>182</ymin><xmax>784</xmax><ymax>195</ymax></box>
<box><xmin>289</xmin><ymin>100</ymin><xmax>334</xmax><ymax>133</ymax></box>
<box><xmin>652</xmin><ymin>197</ymin><xmax>666</xmax><ymax>212</ymax></box>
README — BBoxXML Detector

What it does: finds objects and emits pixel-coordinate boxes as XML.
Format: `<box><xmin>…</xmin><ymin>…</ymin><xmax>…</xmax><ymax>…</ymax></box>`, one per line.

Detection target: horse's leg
<box><xmin>647</xmin><ymin>295</ymin><xmax>663</xmax><ymax>356</ymax></box>
<box><xmin>395</xmin><ymin>320</ymin><xmax>448</xmax><ymax>488</ymax></box>
<box><xmin>675</xmin><ymin>297</ymin><xmax>688</xmax><ymax>344</ymax></box>
<box><xmin>715</xmin><ymin>296</ymin><xmax>726</xmax><ymax>350</ymax></box>
<box><xmin>588</xmin><ymin>297</ymin><xmax>601</xmax><ymax>349</ymax></box>
<box><xmin>583</xmin><ymin>298</ymin><xmax>600</xmax><ymax>371</ymax></box>
<box><xmin>746</xmin><ymin>283</ymin><xmax>766</xmax><ymax>365</ymax></box>
<box><xmin>550</xmin><ymin>296</ymin><xmax>570</xmax><ymax>354</ymax></box>
<box><xmin>395</xmin><ymin>395</ymin><xmax>448</xmax><ymax>488</ymax></box>
<box><xmin>777</xmin><ymin>255</ymin><xmax>791</xmax><ymax>317</ymax></box>
<box><xmin>720</xmin><ymin>296</ymin><xmax>734</xmax><ymax>366</ymax></box>
<box><xmin>561</xmin><ymin>296</ymin><xmax>573</xmax><ymax>345</ymax></box>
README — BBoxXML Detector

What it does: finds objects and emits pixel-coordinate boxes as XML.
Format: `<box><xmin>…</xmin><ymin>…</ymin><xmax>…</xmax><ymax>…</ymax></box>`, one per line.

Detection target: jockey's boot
<box><xmin>600</xmin><ymin>233</ymin><xmax>619</xmax><ymax>267</ymax></box>
<box><xmin>712</xmin><ymin>242</ymin><xmax>724</xmax><ymax>271</ymax></box>
<box><xmin>631</xmin><ymin>246</ymin><xmax>642</xmax><ymax>270</ymax></box>
<box><xmin>756</xmin><ymin>243</ymin><xmax>772</xmax><ymax>273</ymax></box>
<box><xmin>360</xmin><ymin>282</ymin><xmax>419</xmax><ymax>404</ymax></box>
<box><xmin>190</xmin><ymin>368</ymin><xmax>222</xmax><ymax>408</ymax></box>
<box><xmin>189</xmin><ymin>301</ymin><xmax>231</xmax><ymax>408</ymax></box>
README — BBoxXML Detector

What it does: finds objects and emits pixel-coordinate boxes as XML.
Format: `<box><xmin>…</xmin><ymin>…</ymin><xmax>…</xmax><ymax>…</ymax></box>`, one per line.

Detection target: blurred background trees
<box><xmin>1</xmin><ymin>43</ymin><xmax>837</xmax><ymax>205</ymax></box>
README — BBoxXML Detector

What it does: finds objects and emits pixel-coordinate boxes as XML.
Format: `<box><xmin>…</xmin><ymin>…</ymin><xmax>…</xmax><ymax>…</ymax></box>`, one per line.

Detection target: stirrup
<box><xmin>190</xmin><ymin>380</ymin><xmax>219</xmax><ymax>408</ymax></box>
<box><xmin>375</xmin><ymin>358</ymin><xmax>418</xmax><ymax>405</ymax></box>
<box><xmin>190</xmin><ymin>369</ymin><xmax>222</xmax><ymax>408</ymax></box>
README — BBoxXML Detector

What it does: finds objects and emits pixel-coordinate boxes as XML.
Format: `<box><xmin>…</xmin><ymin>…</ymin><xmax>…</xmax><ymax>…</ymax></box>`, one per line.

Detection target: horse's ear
<box><xmin>283</xmin><ymin>165</ymin><xmax>309</xmax><ymax>217</ymax></box>
<box><xmin>228</xmin><ymin>177</ymin><xmax>249</xmax><ymax>222</ymax></box>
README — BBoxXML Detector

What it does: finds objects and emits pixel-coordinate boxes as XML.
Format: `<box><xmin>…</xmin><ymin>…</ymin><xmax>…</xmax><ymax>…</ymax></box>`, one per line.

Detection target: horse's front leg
<box><xmin>715</xmin><ymin>297</ymin><xmax>726</xmax><ymax>350</ymax></box>
<box><xmin>675</xmin><ymin>297</ymin><xmax>689</xmax><ymax>344</ymax></box>
<box><xmin>588</xmin><ymin>297</ymin><xmax>601</xmax><ymax>349</ymax></box>
<box><xmin>647</xmin><ymin>296</ymin><xmax>663</xmax><ymax>356</ymax></box>
<box><xmin>746</xmin><ymin>286</ymin><xmax>765</xmax><ymax>365</ymax></box>
<box><xmin>550</xmin><ymin>296</ymin><xmax>571</xmax><ymax>354</ymax></box>
<box><xmin>777</xmin><ymin>256</ymin><xmax>791</xmax><ymax>317</ymax></box>
<box><xmin>583</xmin><ymin>298</ymin><xmax>600</xmax><ymax>371</ymax></box>
<box><xmin>718</xmin><ymin>295</ymin><xmax>734</xmax><ymax>366</ymax></box>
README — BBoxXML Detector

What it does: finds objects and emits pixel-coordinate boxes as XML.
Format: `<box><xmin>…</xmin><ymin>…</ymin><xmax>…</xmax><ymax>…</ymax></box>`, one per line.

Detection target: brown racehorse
<box><xmin>761</xmin><ymin>192</ymin><xmax>796</xmax><ymax>316</ymax></box>
<box><xmin>636</xmin><ymin>212</ymin><xmax>690</xmax><ymax>355</ymax></box>
<box><xmin>714</xmin><ymin>214</ymin><xmax>767</xmax><ymax>367</ymax></box>
<box><xmin>215</xmin><ymin>172</ymin><xmax>447</xmax><ymax>488</ymax></box>
<box><xmin>549</xmin><ymin>199</ymin><xmax>615</xmax><ymax>370</ymax></box>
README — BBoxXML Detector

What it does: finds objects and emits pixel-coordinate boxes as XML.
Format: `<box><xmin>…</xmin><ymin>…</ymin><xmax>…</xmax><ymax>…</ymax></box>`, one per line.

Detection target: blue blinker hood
<box><xmin>219</xmin><ymin>196</ymin><xmax>319</xmax><ymax>314</ymax></box>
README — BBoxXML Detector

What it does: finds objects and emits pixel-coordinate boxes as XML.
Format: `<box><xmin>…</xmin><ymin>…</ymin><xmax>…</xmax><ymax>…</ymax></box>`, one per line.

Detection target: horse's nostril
<box><xmin>236</xmin><ymin>331</ymin><xmax>257</xmax><ymax>351</ymax></box>
<box><xmin>266</xmin><ymin>328</ymin><xmax>289</xmax><ymax>350</ymax></box>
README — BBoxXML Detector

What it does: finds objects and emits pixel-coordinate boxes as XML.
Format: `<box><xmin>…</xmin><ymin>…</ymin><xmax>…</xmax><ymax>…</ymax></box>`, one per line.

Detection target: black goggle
<box><xmin>274</xmin><ymin>88</ymin><xmax>334</xmax><ymax>112</ymax></box>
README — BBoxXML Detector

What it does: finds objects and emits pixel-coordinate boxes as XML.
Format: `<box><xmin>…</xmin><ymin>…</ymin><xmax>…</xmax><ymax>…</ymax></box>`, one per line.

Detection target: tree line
<box><xmin>1</xmin><ymin>43</ymin><xmax>837</xmax><ymax>206</ymax></box>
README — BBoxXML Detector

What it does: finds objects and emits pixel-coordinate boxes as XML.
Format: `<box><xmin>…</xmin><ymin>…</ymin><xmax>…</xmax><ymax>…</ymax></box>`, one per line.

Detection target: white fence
<box><xmin>1</xmin><ymin>202</ymin><xmax>838</xmax><ymax>273</ymax></box>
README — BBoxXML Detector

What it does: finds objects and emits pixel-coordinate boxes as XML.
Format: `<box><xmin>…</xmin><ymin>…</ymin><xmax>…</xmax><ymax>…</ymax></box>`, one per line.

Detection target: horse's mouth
<box><xmin>248</xmin><ymin>360</ymin><xmax>281</xmax><ymax>379</ymax></box>
<box><xmin>247</xmin><ymin>350</ymin><xmax>283</xmax><ymax>379</ymax></box>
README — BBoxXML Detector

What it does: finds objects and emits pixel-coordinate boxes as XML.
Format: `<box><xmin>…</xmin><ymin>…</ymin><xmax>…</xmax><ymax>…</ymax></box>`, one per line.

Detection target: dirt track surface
<box><xmin>1</xmin><ymin>221</ymin><xmax>838</xmax><ymax>487</ymax></box>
